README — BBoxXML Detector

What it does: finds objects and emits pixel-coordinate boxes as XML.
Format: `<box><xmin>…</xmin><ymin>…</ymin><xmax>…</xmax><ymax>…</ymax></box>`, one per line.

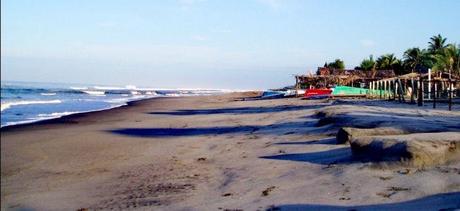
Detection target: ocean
<box><xmin>1</xmin><ymin>81</ymin><xmax>227</xmax><ymax>127</ymax></box>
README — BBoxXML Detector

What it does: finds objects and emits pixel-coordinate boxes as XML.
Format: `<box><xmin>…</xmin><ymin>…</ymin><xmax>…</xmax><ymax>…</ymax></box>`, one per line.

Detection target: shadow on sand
<box><xmin>109</xmin><ymin>121</ymin><xmax>325</xmax><ymax>138</ymax></box>
<box><xmin>260</xmin><ymin>147</ymin><xmax>354</xmax><ymax>165</ymax></box>
<box><xmin>149</xmin><ymin>104</ymin><xmax>325</xmax><ymax>116</ymax></box>
<box><xmin>274</xmin><ymin>137</ymin><xmax>336</xmax><ymax>145</ymax></box>
<box><xmin>111</xmin><ymin>126</ymin><xmax>259</xmax><ymax>137</ymax></box>
<box><xmin>268</xmin><ymin>191</ymin><xmax>460</xmax><ymax>211</ymax></box>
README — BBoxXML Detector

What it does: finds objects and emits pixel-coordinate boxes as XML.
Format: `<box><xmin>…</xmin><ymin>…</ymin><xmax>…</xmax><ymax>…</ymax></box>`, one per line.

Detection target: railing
<box><xmin>368</xmin><ymin>76</ymin><xmax>458</xmax><ymax>110</ymax></box>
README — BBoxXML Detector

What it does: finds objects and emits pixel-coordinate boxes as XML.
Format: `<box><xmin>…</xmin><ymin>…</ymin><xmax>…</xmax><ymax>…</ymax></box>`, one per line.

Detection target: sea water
<box><xmin>1</xmin><ymin>81</ymin><xmax>225</xmax><ymax>127</ymax></box>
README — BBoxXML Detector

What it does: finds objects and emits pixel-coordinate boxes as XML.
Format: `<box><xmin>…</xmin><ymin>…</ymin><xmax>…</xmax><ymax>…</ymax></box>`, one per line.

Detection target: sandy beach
<box><xmin>1</xmin><ymin>93</ymin><xmax>460</xmax><ymax>210</ymax></box>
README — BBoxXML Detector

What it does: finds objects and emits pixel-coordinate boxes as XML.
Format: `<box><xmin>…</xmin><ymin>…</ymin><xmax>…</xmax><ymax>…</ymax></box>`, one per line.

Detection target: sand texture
<box><xmin>1</xmin><ymin>93</ymin><xmax>460</xmax><ymax>210</ymax></box>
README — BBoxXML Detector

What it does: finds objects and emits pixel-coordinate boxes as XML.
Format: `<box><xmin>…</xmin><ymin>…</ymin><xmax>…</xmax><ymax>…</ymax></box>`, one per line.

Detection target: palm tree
<box><xmin>433</xmin><ymin>44</ymin><xmax>460</xmax><ymax>77</ymax></box>
<box><xmin>403</xmin><ymin>47</ymin><xmax>422</xmax><ymax>73</ymax></box>
<box><xmin>359</xmin><ymin>55</ymin><xmax>376</xmax><ymax>77</ymax></box>
<box><xmin>359</xmin><ymin>55</ymin><xmax>376</xmax><ymax>71</ymax></box>
<box><xmin>376</xmin><ymin>54</ymin><xmax>399</xmax><ymax>70</ymax></box>
<box><xmin>428</xmin><ymin>34</ymin><xmax>447</xmax><ymax>54</ymax></box>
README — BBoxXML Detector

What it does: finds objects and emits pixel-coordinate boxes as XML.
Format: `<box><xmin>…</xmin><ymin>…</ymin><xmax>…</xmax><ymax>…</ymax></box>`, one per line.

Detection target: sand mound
<box><xmin>336</xmin><ymin>127</ymin><xmax>408</xmax><ymax>144</ymax></box>
<box><xmin>316</xmin><ymin>104</ymin><xmax>460</xmax><ymax>133</ymax></box>
<box><xmin>349</xmin><ymin>132</ymin><xmax>460</xmax><ymax>167</ymax></box>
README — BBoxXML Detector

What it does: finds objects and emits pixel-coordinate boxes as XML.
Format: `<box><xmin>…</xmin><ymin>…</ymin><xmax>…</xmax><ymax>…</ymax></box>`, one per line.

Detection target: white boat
<box><xmin>296</xmin><ymin>89</ymin><xmax>306</xmax><ymax>95</ymax></box>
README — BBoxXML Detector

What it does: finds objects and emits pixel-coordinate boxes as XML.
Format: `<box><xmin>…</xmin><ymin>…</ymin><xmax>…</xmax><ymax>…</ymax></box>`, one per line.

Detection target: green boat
<box><xmin>332</xmin><ymin>86</ymin><xmax>369</xmax><ymax>95</ymax></box>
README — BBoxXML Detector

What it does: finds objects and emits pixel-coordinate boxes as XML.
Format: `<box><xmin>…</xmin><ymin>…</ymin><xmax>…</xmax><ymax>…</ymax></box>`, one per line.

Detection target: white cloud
<box><xmin>360</xmin><ymin>39</ymin><xmax>376</xmax><ymax>47</ymax></box>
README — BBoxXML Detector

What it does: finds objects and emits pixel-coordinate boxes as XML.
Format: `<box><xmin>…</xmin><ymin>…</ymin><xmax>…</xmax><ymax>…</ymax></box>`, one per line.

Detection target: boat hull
<box><xmin>304</xmin><ymin>89</ymin><xmax>332</xmax><ymax>99</ymax></box>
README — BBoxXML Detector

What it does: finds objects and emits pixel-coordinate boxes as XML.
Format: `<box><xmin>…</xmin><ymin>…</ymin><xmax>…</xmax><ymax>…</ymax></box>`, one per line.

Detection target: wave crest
<box><xmin>1</xmin><ymin>100</ymin><xmax>62</xmax><ymax>112</ymax></box>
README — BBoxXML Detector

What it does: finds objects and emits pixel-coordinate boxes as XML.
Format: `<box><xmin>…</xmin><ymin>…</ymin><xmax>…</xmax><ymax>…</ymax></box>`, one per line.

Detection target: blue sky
<box><xmin>1</xmin><ymin>0</ymin><xmax>460</xmax><ymax>89</ymax></box>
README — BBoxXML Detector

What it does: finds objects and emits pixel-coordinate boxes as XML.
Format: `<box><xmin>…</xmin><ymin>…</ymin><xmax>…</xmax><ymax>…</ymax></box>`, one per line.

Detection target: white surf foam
<box><xmin>1</xmin><ymin>100</ymin><xmax>62</xmax><ymax>112</ymax></box>
<box><xmin>70</xmin><ymin>86</ymin><xmax>88</xmax><ymax>90</ymax></box>
<box><xmin>82</xmin><ymin>90</ymin><xmax>106</xmax><ymax>96</ymax></box>
<box><xmin>40</xmin><ymin>93</ymin><xmax>57</xmax><ymax>96</ymax></box>
<box><xmin>38</xmin><ymin>111</ymin><xmax>79</xmax><ymax>118</ymax></box>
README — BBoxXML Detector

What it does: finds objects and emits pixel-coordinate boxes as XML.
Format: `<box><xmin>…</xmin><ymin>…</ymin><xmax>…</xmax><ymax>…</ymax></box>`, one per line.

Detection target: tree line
<box><xmin>323</xmin><ymin>34</ymin><xmax>460</xmax><ymax>77</ymax></box>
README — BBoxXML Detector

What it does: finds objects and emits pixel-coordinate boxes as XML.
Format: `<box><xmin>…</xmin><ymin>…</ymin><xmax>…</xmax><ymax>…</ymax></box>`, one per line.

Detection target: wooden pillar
<box><xmin>433</xmin><ymin>80</ymin><xmax>436</xmax><ymax>109</ymax></box>
<box><xmin>449</xmin><ymin>79</ymin><xmax>452</xmax><ymax>111</ymax></box>
<box><xmin>418</xmin><ymin>76</ymin><xmax>423</xmax><ymax>106</ymax></box>
<box><xmin>383</xmin><ymin>81</ymin><xmax>387</xmax><ymax>99</ymax></box>
<box><xmin>428</xmin><ymin>69</ymin><xmax>431</xmax><ymax>99</ymax></box>
<box><xmin>392</xmin><ymin>79</ymin><xmax>400</xmax><ymax>100</ymax></box>
<box><xmin>410</xmin><ymin>78</ymin><xmax>415</xmax><ymax>104</ymax></box>
<box><xmin>398</xmin><ymin>78</ymin><xmax>404</xmax><ymax>103</ymax></box>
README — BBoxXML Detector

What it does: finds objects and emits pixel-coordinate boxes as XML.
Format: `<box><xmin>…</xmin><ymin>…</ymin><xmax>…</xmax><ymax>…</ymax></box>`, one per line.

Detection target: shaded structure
<box><xmin>295</xmin><ymin>67</ymin><xmax>395</xmax><ymax>91</ymax></box>
<box><xmin>368</xmin><ymin>71</ymin><xmax>459</xmax><ymax>110</ymax></box>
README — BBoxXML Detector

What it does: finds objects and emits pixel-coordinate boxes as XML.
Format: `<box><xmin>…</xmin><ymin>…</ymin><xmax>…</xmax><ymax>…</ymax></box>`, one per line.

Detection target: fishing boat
<box><xmin>304</xmin><ymin>88</ymin><xmax>332</xmax><ymax>99</ymax></box>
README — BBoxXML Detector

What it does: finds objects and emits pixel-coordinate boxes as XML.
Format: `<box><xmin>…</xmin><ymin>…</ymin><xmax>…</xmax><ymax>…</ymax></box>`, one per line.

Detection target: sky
<box><xmin>1</xmin><ymin>0</ymin><xmax>460</xmax><ymax>89</ymax></box>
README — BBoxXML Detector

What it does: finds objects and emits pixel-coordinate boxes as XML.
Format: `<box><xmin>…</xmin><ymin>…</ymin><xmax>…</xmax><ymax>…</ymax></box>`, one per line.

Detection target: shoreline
<box><xmin>0</xmin><ymin>95</ymin><xmax>201</xmax><ymax>131</ymax></box>
<box><xmin>1</xmin><ymin>92</ymin><xmax>459</xmax><ymax>210</ymax></box>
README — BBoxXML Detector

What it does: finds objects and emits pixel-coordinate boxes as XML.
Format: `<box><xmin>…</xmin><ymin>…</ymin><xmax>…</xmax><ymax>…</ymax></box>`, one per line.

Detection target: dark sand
<box><xmin>2</xmin><ymin>93</ymin><xmax>460</xmax><ymax>210</ymax></box>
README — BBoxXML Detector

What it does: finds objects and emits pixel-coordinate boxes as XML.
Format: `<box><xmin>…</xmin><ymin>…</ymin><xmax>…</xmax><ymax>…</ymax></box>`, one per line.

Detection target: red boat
<box><xmin>304</xmin><ymin>88</ymin><xmax>332</xmax><ymax>99</ymax></box>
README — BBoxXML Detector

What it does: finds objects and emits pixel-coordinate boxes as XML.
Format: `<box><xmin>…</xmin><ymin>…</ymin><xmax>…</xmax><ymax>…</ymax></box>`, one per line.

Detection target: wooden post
<box><xmin>394</xmin><ymin>80</ymin><xmax>397</xmax><ymax>101</ymax></box>
<box><xmin>433</xmin><ymin>80</ymin><xmax>436</xmax><ymax>109</ymax></box>
<box><xmin>389</xmin><ymin>80</ymin><xmax>392</xmax><ymax>100</ymax></box>
<box><xmin>369</xmin><ymin>81</ymin><xmax>372</xmax><ymax>98</ymax></box>
<box><xmin>383</xmin><ymin>81</ymin><xmax>386</xmax><ymax>99</ymax></box>
<box><xmin>428</xmin><ymin>69</ymin><xmax>431</xmax><ymax>99</ymax></box>
<box><xmin>449</xmin><ymin>79</ymin><xmax>452</xmax><ymax>111</ymax></box>
<box><xmin>379</xmin><ymin>81</ymin><xmax>382</xmax><ymax>99</ymax></box>
<box><xmin>398</xmin><ymin>78</ymin><xmax>404</xmax><ymax>103</ymax></box>
<box><xmin>418</xmin><ymin>76</ymin><xmax>423</xmax><ymax>106</ymax></box>
<box><xmin>410</xmin><ymin>78</ymin><xmax>415</xmax><ymax>104</ymax></box>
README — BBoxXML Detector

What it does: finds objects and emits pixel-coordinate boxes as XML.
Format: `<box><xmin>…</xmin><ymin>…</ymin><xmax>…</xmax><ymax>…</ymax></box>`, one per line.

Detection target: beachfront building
<box><xmin>295</xmin><ymin>67</ymin><xmax>395</xmax><ymax>91</ymax></box>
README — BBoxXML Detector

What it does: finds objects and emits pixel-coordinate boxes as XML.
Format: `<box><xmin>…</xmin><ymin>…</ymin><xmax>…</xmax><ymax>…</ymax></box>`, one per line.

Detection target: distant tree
<box><xmin>328</xmin><ymin>59</ymin><xmax>345</xmax><ymax>69</ymax></box>
<box><xmin>403</xmin><ymin>47</ymin><xmax>423</xmax><ymax>73</ymax></box>
<box><xmin>376</xmin><ymin>54</ymin><xmax>399</xmax><ymax>70</ymax></box>
<box><xmin>323</xmin><ymin>62</ymin><xmax>329</xmax><ymax>68</ymax></box>
<box><xmin>359</xmin><ymin>55</ymin><xmax>376</xmax><ymax>71</ymax></box>
<box><xmin>375</xmin><ymin>54</ymin><xmax>406</xmax><ymax>75</ymax></box>
<box><xmin>432</xmin><ymin>44</ymin><xmax>460</xmax><ymax>77</ymax></box>
<box><xmin>428</xmin><ymin>34</ymin><xmax>447</xmax><ymax>54</ymax></box>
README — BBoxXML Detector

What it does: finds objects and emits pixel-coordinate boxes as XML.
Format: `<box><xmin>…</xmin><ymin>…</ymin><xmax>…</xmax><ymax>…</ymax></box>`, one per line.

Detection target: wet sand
<box><xmin>1</xmin><ymin>92</ymin><xmax>460</xmax><ymax>210</ymax></box>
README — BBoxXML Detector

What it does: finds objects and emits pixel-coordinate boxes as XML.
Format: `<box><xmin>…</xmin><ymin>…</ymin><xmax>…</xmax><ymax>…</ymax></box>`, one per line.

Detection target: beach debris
<box><xmin>339</xmin><ymin>197</ymin><xmax>351</xmax><ymax>200</ymax></box>
<box><xmin>248</xmin><ymin>135</ymin><xmax>260</xmax><ymax>140</ymax></box>
<box><xmin>197</xmin><ymin>157</ymin><xmax>207</xmax><ymax>162</ymax></box>
<box><xmin>76</xmin><ymin>208</ymin><xmax>88</xmax><ymax>211</ymax></box>
<box><xmin>378</xmin><ymin>176</ymin><xmax>393</xmax><ymax>180</ymax></box>
<box><xmin>396</xmin><ymin>169</ymin><xmax>411</xmax><ymax>175</ymax></box>
<box><xmin>435</xmin><ymin>166</ymin><xmax>460</xmax><ymax>174</ymax></box>
<box><xmin>376</xmin><ymin>186</ymin><xmax>410</xmax><ymax>198</ymax></box>
<box><xmin>387</xmin><ymin>186</ymin><xmax>410</xmax><ymax>192</ymax></box>
<box><xmin>278</xmin><ymin>150</ymin><xmax>286</xmax><ymax>154</ymax></box>
<box><xmin>376</xmin><ymin>191</ymin><xmax>396</xmax><ymax>198</ymax></box>
<box><xmin>222</xmin><ymin>193</ymin><xmax>233</xmax><ymax>197</ymax></box>
<box><xmin>261</xmin><ymin>186</ymin><xmax>276</xmax><ymax>196</ymax></box>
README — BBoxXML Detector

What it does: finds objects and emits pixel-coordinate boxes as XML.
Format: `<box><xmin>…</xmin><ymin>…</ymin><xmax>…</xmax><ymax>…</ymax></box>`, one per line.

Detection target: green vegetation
<box><xmin>356</xmin><ymin>34</ymin><xmax>459</xmax><ymax>77</ymax></box>
<box><xmin>324</xmin><ymin>59</ymin><xmax>345</xmax><ymax>69</ymax></box>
